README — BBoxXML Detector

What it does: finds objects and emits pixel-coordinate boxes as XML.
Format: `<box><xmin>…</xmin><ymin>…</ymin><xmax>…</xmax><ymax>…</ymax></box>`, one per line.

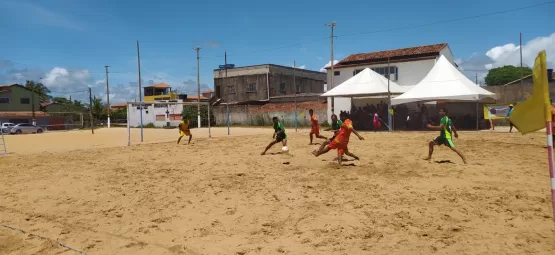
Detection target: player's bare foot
<box><xmin>312</xmin><ymin>150</ymin><xmax>318</xmax><ymax>156</ymax></box>
<box><xmin>261</xmin><ymin>152</ymin><xmax>266</xmax><ymax>155</ymax></box>
<box><xmin>423</xmin><ymin>157</ymin><xmax>431</xmax><ymax>161</ymax></box>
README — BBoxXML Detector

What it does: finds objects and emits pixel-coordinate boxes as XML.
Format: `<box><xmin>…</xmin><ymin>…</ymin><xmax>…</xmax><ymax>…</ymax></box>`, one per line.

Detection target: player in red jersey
<box><xmin>313</xmin><ymin>111</ymin><xmax>364</xmax><ymax>165</ymax></box>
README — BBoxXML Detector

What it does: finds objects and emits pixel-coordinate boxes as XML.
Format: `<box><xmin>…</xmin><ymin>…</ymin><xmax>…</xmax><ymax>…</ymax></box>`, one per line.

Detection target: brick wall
<box><xmin>212</xmin><ymin>101</ymin><xmax>327</xmax><ymax>127</ymax></box>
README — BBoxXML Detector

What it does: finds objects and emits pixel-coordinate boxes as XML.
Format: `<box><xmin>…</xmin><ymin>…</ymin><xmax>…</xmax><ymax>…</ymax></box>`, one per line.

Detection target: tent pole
<box><xmin>476</xmin><ymin>98</ymin><xmax>479</xmax><ymax>131</ymax></box>
<box><xmin>387</xmin><ymin>57</ymin><xmax>392</xmax><ymax>132</ymax></box>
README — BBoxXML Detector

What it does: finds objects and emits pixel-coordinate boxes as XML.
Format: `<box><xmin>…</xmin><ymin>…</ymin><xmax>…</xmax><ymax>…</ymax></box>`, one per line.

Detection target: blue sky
<box><xmin>0</xmin><ymin>0</ymin><xmax>554</xmax><ymax>103</ymax></box>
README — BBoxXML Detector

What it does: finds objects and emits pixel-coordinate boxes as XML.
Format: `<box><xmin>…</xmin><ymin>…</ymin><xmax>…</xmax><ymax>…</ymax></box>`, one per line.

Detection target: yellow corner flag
<box><xmin>510</xmin><ymin>50</ymin><xmax>550</xmax><ymax>135</ymax></box>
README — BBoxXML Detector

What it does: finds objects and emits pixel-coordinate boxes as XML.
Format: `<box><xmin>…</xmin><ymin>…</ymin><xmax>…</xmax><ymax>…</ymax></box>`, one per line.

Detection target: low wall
<box><xmin>212</xmin><ymin>101</ymin><xmax>327</xmax><ymax>127</ymax></box>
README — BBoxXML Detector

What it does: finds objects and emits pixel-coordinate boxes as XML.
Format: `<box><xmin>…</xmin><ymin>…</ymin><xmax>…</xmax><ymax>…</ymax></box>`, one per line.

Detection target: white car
<box><xmin>1</xmin><ymin>123</ymin><xmax>15</xmax><ymax>133</ymax></box>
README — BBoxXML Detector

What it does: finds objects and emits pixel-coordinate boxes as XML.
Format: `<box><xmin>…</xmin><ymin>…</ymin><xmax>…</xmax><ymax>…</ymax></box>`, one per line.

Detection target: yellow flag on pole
<box><xmin>510</xmin><ymin>51</ymin><xmax>550</xmax><ymax>135</ymax></box>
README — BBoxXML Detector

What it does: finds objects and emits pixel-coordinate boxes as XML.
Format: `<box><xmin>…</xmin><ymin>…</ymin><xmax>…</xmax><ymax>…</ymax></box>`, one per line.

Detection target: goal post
<box><xmin>126</xmin><ymin>101</ymin><xmax>212</xmax><ymax>146</ymax></box>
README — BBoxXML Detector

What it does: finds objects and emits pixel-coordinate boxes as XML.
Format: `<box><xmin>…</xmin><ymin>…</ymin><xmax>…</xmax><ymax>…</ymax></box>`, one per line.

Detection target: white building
<box><xmin>325</xmin><ymin>43</ymin><xmax>456</xmax><ymax>121</ymax></box>
<box><xmin>128</xmin><ymin>100</ymin><xmax>184</xmax><ymax>127</ymax></box>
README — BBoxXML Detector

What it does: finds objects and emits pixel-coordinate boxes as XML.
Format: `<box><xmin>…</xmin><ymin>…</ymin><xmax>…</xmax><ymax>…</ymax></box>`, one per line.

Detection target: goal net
<box><xmin>40</xmin><ymin>112</ymin><xmax>85</xmax><ymax>131</ymax></box>
<box><xmin>126</xmin><ymin>101</ymin><xmax>212</xmax><ymax>145</ymax></box>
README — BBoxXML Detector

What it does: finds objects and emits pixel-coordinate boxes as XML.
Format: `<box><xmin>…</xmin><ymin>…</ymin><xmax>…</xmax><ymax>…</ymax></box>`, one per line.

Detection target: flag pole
<box><xmin>545</xmin><ymin>104</ymin><xmax>555</xmax><ymax>230</ymax></box>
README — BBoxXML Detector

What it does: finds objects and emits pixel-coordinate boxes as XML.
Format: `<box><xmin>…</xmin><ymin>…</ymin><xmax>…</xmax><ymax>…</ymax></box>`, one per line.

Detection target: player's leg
<box><xmin>309</xmin><ymin>132</ymin><xmax>314</xmax><ymax>144</ymax></box>
<box><xmin>318</xmin><ymin>140</ymin><xmax>331</xmax><ymax>153</ymax></box>
<box><xmin>337</xmin><ymin>148</ymin><xmax>345</xmax><ymax>165</ymax></box>
<box><xmin>344</xmin><ymin>149</ymin><xmax>359</xmax><ymax>161</ymax></box>
<box><xmin>177</xmin><ymin>131</ymin><xmax>184</xmax><ymax>144</ymax></box>
<box><xmin>424</xmin><ymin>137</ymin><xmax>440</xmax><ymax>161</ymax></box>
<box><xmin>188</xmin><ymin>133</ymin><xmax>192</xmax><ymax>144</ymax></box>
<box><xmin>262</xmin><ymin>140</ymin><xmax>278</xmax><ymax>155</ymax></box>
<box><xmin>316</xmin><ymin>131</ymin><xmax>327</xmax><ymax>140</ymax></box>
<box><xmin>313</xmin><ymin>145</ymin><xmax>331</xmax><ymax>156</ymax></box>
<box><xmin>509</xmin><ymin>121</ymin><xmax>513</xmax><ymax>133</ymax></box>
<box><xmin>447</xmin><ymin>139</ymin><xmax>467</xmax><ymax>164</ymax></box>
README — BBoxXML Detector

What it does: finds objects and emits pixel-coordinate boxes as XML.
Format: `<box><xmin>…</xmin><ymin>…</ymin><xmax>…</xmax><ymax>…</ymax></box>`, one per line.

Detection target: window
<box><xmin>353</xmin><ymin>69</ymin><xmax>363</xmax><ymax>76</ymax></box>
<box><xmin>227</xmin><ymin>85</ymin><xmax>235</xmax><ymax>94</ymax></box>
<box><xmin>0</xmin><ymin>98</ymin><xmax>9</xmax><ymax>104</ymax></box>
<box><xmin>371</xmin><ymin>66</ymin><xmax>398</xmax><ymax>81</ymax></box>
<box><xmin>279</xmin><ymin>83</ymin><xmax>286</xmax><ymax>94</ymax></box>
<box><xmin>20</xmin><ymin>98</ymin><xmax>30</xmax><ymax>104</ymax></box>
<box><xmin>334</xmin><ymin>71</ymin><xmax>340</xmax><ymax>76</ymax></box>
<box><xmin>246</xmin><ymin>84</ymin><xmax>256</xmax><ymax>93</ymax></box>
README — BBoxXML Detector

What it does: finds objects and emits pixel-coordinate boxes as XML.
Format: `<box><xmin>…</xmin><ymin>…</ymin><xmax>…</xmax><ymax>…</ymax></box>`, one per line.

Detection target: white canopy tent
<box><xmin>322</xmin><ymin>68</ymin><xmax>409</xmax><ymax>97</ymax></box>
<box><xmin>391</xmin><ymin>55</ymin><xmax>496</xmax><ymax>105</ymax></box>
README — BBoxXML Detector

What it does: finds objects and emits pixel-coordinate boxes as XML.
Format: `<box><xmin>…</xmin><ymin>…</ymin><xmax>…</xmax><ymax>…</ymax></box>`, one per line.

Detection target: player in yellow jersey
<box><xmin>177</xmin><ymin>118</ymin><xmax>192</xmax><ymax>145</ymax></box>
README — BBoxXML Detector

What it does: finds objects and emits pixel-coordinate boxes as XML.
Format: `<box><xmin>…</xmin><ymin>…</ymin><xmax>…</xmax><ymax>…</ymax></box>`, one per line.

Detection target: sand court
<box><xmin>0</xmin><ymin>128</ymin><xmax>554</xmax><ymax>254</ymax></box>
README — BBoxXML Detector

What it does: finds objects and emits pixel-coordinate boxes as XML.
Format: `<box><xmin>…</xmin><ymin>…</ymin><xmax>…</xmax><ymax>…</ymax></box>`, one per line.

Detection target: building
<box><xmin>143</xmin><ymin>83</ymin><xmax>179</xmax><ymax>101</ymax></box>
<box><xmin>324</xmin><ymin>43</ymin><xmax>456</xmax><ymax>119</ymax></box>
<box><xmin>213</xmin><ymin>64</ymin><xmax>326</xmax><ymax>104</ymax></box>
<box><xmin>0</xmin><ymin>84</ymin><xmax>41</xmax><ymax>112</ymax></box>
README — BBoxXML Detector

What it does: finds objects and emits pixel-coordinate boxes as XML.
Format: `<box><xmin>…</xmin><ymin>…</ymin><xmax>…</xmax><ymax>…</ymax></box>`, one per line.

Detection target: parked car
<box><xmin>1</xmin><ymin>123</ymin><xmax>15</xmax><ymax>133</ymax></box>
<box><xmin>9</xmin><ymin>123</ymin><xmax>44</xmax><ymax>134</ymax></box>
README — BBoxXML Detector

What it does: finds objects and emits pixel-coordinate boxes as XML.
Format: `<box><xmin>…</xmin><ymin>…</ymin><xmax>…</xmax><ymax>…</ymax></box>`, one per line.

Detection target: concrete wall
<box><xmin>212</xmin><ymin>101</ymin><xmax>327</xmax><ymax>127</ymax></box>
<box><xmin>128</xmin><ymin>102</ymin><xmax>184</xmax><ymax>127</ymax></box>
<box><xmin>484</xmin><ymin>81</ymin><xmax>555</xmax><ymax>103</ymax></box>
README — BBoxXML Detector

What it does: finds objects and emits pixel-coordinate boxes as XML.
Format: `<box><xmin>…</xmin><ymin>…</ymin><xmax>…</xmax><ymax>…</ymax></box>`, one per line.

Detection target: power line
<box><xmin>337</xmin><ymin>1</ymin><xmax>555</xmax><ymax>38</ymax></box>
<box><xmin>204</xmin><ymin>1</ymin><xmax>554</xmax><ymax>58</ymax></box>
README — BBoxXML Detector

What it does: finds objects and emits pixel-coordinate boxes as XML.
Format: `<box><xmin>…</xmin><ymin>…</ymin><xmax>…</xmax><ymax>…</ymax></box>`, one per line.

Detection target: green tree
<box><xmin>25</xmin><ymin>80</ymin><xmax>51</xmax><ymax>102</ymax></box>
<box><xmin>181</xmin><ymin>105</ymin><xmax>214</xmax><ymax>128</ymax></box>
<box><xmin>91</xmin><ymin>97</ymin><xmax>106</xmax><ymax>120</ymax></box>
<box><xmin>485</xmin><ymin>65</ymin><xmax>533</xmax><ymax>86</ymax></box>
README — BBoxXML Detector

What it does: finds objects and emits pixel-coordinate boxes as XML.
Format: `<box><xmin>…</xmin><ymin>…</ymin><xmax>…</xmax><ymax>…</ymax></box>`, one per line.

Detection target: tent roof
<box><xmin>391</xmin><ymin>55</ymin><xmax>496</xmax><ymax>105</ymax></box>
<box><xmin>322</xmin><ymin>68</ymin><xmax>408</xmax><ymax>97</ymax></box>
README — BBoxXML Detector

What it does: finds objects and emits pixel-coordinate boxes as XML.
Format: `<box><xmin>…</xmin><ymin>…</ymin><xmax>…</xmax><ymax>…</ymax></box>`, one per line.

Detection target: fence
<box><xmin>212</xmin><ymin>101</ymin><xmax>327</xmax><ymax>128</ymax></box>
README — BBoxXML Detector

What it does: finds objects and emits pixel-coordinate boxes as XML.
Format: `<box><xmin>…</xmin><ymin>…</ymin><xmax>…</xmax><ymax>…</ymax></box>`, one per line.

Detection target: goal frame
<box><xmin>126</xmin><ymin>101</ymin><xmax>211</xmax><ymax>146</ymax></box>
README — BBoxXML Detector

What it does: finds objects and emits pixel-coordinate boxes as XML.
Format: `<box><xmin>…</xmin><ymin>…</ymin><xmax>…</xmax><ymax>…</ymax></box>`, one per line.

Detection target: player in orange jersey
<box><xmin>309</xmin><ymin>109</ymin><xmax>327</xmax><ymax>145</ymax></box>
<box><xmin>313</xmin><ymin>111</ymin><xmax>364</xmax><ymax>165</ymax></box>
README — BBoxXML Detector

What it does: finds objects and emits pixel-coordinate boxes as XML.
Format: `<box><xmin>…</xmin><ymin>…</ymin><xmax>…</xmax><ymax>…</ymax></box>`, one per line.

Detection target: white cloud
<box><xmin>456</xmin><ymin>33</ymin><xmax>555</xmax><ymax>85</ymax></box>
<box><xmin>42</xmin><ymin>67</ymin><xmax>92</xmax><ymax>92</ymax></box>
<box><xmin>320</xmin><ymin>60</ymin><xmax>339</xmax><ymax>72</ymax></box>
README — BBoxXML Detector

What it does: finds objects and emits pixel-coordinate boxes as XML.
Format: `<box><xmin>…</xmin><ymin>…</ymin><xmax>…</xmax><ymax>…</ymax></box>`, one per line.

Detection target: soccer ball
<box><xmin>282</xmin><ymin>146</ymin><xmax>289</xmax><ymax>153</ymax></box>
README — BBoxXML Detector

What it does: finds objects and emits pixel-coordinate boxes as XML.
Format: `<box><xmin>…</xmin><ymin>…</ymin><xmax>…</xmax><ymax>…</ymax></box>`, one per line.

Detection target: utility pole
<box><xmin>31</xmin><ymin>77</ymin><xmax>42</xmax><ymax>126</ymax></box>
<box><xmin>519</xmin><ymin>32</ymin><xmax>524</xmax><ymax>100</ymax></box>
<box><xmin>137</xmin><ymin>40</ymin><xmax>144</xmax><ymax>142</ymax></box>
<box><xmin>225</xmin><ymin>51</ymin><xmax>230</xmax><ymax>136</ymax></box>
<box><xmin>294</xmin><ymin>60</ymin><xmax>297</xmax><ymax>132</ymax></box>
<box><xmin>88</xmin><ymin>86</ymin><xmax>94</xmax><ymax>134</ymax></box>
<box><xmin>476</xmin><ymin>73</ymin><xmax>479</xmax><ymax>131</ymax></box>
<box><xmin>325</xmin><ymin>21</ymin><xmax>336</xmax><ymax>114</ymax></box>
<box><xmin>105</xmin><ymin>65</ymin><xmax>111</xmax><ymax>128</ymax></box>
<box><xmin>194</xmin><ymin>46</ymin><xmax>201</xmax><ymax>128</ymax></box>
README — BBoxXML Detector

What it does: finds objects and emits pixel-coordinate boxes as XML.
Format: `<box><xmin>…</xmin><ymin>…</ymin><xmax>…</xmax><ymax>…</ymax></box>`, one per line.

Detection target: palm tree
<box><xmin>92</xmin><ymin>97</ymin><xmax>105</xmax><ymax>120</ymax></box>
<box><xmin>25</xmin><ymin>80</ymin><xmax>51</xmax><ymax>103</ymax></box>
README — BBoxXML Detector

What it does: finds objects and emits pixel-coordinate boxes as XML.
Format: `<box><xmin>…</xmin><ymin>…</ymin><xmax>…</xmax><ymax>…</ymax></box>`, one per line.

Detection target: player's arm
<box><xmin>451</xmin><ymin>123</ymin><xmax>459</xmax><ymax>138</ymax></box>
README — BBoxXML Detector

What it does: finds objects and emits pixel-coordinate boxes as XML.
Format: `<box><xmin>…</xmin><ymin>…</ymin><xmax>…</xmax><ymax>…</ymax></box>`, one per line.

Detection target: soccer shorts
<box><xmin>180</xmin><ymin>130</ymin><xmax>191</xmax><ymax>137</ymax></box>
<box><xmin>328</xmin><ymin>140</ymin><xmax>348</xmax><ymax>155</ymax></box>
<box><xmin>310</xmin><ymin>127</ymin><xmax>320</xmax><ymax>136</ymax></box>
<box><xmin>275</xmin><ymin>133</ymin><xmax>286</xmax><ymax>142</ymax></box>
<box><xmin>433</xmin><ymin>136</ymin><xmax>454</xmax><ymax>148</ymax></box>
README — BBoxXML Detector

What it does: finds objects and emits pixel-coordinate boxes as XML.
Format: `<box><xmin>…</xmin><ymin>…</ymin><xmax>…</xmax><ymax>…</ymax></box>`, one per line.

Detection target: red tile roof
<box><xmin>110</xmin><ymin>103</ymin><xmax>127</xmax><ymax>108</ymax></box>
<box><xmin>202</xmin><ymin>89</ymin><xmax>213</xmax><ymax>93</ymax></box>
<box><xmin>145</xmin><ymin>83</ymin><xmax>171</xmax><ymax>88</ymax></box>
<box><xmin>40</xmin><ymin>102</ymin><xmax>55</xmax><ymax>107</ymax></box>
<box><xmin>330</xmin><ymin>43</ymin><xmax>448</xmax><ymax>69</ymax></box>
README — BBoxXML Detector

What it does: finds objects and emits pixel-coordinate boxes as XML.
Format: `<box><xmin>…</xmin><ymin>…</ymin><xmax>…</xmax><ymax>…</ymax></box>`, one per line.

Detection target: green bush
<box><xmin>181</xmin><ymin>105</ymin><xmax>215</xmax><ymax>128</ymax></box>
<box><xmin>143</xmin><ymin>123</ymin><xmax>156</xmax><ymax>128</ymax></box>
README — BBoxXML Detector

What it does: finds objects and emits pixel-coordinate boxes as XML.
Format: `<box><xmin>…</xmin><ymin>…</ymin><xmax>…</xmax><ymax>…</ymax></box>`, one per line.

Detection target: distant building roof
<box><xmin>502</xmin><ymin>74</ymin><xmax>533</xmax><ymax>86</ymax></box>
<box><xmin>331</xmin><ymin>43</ymin><xmax>448</xmax><ymax>69</ymax></box>
<box><xmin>0</xmin><ymin>83</ymin><xmax>36</xmax><ymax>93</ymax></box>
<box><xmin>0</xmin><ymin>111</ymin><xmax>49</xmax><ymax>117</ymax></box>
<box><xmin>110</xmin><ymin>103</ymin><xmax>127</xmax><ymax>108</ymax></box>
<box><xmin>145</xmin><ymin>83</ymin><xmax>171</xmax><ymax>88</ymax></box>
<box><xmin>202</xmin><ymin>89</ymin><xmax>214</xmax><ymax>94</ymax></box>
<box><xmin>187</xmin><ymin>95</ymin><xmax>208</xmax><ymax>100</ymax></box>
